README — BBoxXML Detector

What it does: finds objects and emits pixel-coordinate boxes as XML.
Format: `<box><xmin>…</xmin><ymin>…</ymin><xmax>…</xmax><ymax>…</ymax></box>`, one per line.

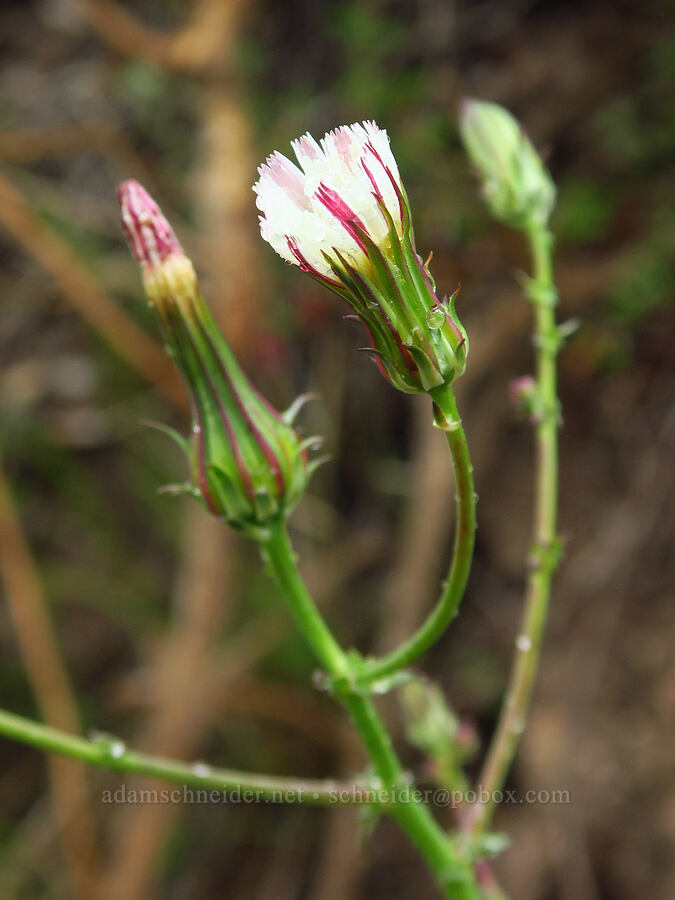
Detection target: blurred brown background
<box><xmin>0</xmin><ymin>1</ymin><xmax>673</xmax><ymax>898</ymax></box>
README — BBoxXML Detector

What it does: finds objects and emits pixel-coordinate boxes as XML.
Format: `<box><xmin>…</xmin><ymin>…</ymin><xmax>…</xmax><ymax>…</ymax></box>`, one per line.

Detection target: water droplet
<box><xmin>369</xmin><ymin>776</ymin><xmax>383</xmax><ymax>791</ymax></box>
<box><xmin>109</xmin><ymin>740</ymin><xmax>126</xmax><ymax>759</ymax></box>
<box><xmin>192</xmin><ymin>762</ymin><xmax>211</xmax><ymax>778</ymax></box>
<box><xmin>312</xmin><ymin>670</ymin><xmax>330</xmax><ymax>692</ymax></box>
<box><xmin>516</xmin><ymin>635</ymin><xmax>532</xmax><ymax>652</ymax></box>
<box><xmin>425</xmin><ymin>307</ymin><xmax>446</xmax><ymax>329</ymax></box>
<box><xmin>89</xmin><ymin>730</ymin><xmax>126</xmax><ymax>758</ymax></box>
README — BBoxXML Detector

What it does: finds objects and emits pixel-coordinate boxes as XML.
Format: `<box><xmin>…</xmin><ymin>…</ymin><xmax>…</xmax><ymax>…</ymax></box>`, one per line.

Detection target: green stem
<box><xmin>0</xmin><ymin>707</ymin><xmax>366</xmax><ymax>806</ymax></box>
<box><xmin>260</xmin><ymin>524</ymin><xmax>348</xmax><ymax>677</ymax></box>
<box><xmin>468</xmin><ymin>223</ymin><xmax>561</xmax><ymax>836</ymax></box>
<box><xmin>361</xmin><ymin>386</ymin><xmax>476</xmax><ymax>683</ymax></box>
<box><xmin>261</xmin><ymin>522</ymin><xmax>481</xmax><ymax>900</ymax></box>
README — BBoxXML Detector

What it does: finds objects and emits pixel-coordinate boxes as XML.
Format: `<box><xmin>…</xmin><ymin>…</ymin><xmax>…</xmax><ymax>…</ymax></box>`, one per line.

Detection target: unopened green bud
<box><xmin>401</xmin><ymin>678</ymin><xmax>460</xmax><ymax>754</ymax></box>
<box><xmin>118</xmin><ymin>180</ymin><xmax>316</xmax><ymax>539</ymax></box>
<box><xmin>459</xmin><ymin>99</ymin><xmax>556</xmax><ymax>228</ymax></box>
<box><xmin>400</xmin><ymin>677</ymin><xmax>476</xmax><ymax>791</ymax></box>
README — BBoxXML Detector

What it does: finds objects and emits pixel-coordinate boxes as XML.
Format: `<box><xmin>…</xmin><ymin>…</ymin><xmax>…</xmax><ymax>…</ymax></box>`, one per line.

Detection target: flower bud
<box><xmin>459</xmin><ymin>99</ymin><xmax>556</xmax><ymax>228</ymax></box>
<box><xmin>400</xmin><ymin>678</ymin><xmax>476</xmax><ymax>791</ymax></box>
<box><xmin>118</xmin><ymin>180</ymin><xmax>315</xmax><ymax>538</ymax></box>
<box><xmin>253</xmin><ymin>121</ymin><xmax>468</xmax><ymax>394</ymax></box>
<box><xmin>508</xmin><ymin>375</ymin><xmax>539</xmax><ymax>420</ymax></box>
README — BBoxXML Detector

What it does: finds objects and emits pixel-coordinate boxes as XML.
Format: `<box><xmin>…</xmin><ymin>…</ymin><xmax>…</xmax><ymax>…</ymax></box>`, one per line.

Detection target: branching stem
<box><xmin>261</xmin><ymin>522</ymin><xmax>481</xmax><ymax>900</ymax></box>
<box><xmin>0</xmin><ymin>707</ymin><xmax>363</xmax><ymax>806</ymax></box>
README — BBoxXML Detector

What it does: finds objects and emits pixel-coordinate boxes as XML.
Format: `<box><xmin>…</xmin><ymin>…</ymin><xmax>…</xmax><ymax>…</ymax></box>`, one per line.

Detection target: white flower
<box><xmin>254</xmin><ymin>121</ymin><xmax>469</xmax><ymax>395</ymax></box>
<box><xmin>253</xmin><ymin>121</ymin><xmax>405</xmax><ymax>280</ymax></box>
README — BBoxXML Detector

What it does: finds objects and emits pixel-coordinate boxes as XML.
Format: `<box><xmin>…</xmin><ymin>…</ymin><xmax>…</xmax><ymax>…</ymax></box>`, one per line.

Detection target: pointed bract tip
<box><xmin>118</xmin><ymin>180</ymin><xmax>183</xmax><ymax>268</ymax></box>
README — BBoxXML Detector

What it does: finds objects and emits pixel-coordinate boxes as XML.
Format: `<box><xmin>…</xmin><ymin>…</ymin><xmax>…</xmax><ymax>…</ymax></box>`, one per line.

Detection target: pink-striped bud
<box><xmin>118</xmin><ymin>181</ymin><xmax>317</xmax><ymax>538</ymax></box>
<box><xmin>118</xmin><ymin>180</ymin><xmax>197</xmax><ymax>318</ymax></box>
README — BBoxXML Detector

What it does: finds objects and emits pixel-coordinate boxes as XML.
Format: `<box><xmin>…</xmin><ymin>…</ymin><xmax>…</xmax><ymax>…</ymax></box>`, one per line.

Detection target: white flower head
<box><xmin>253</xmin><ymin>121</ymin><xmax>405</xmax><ymax>280</ymax></box>
<box><xmin>253</xmin><ymin>121</ymin><xmax>469</xmax><ymax>396</ymax></box>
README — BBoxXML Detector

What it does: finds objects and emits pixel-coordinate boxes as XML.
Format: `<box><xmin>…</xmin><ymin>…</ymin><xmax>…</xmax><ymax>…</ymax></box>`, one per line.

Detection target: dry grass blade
<box><xmin>97</xmin><ymin>504</ymin><xmax>230</xmax><ymax>900</ymax></box>
<box><xmin>78</xmin><ymin>0</ymin><xmax>243</xmax><ymax>73</ymax></box>
<box><xmin>0</xmin><ymin>463</ymin><xmax>101</xmax><ymax>899</ymax></box>
<box><xmin>0</xmin><ymin>170</ymin><xmax>185</xmax><ymax>409</ymax></box>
